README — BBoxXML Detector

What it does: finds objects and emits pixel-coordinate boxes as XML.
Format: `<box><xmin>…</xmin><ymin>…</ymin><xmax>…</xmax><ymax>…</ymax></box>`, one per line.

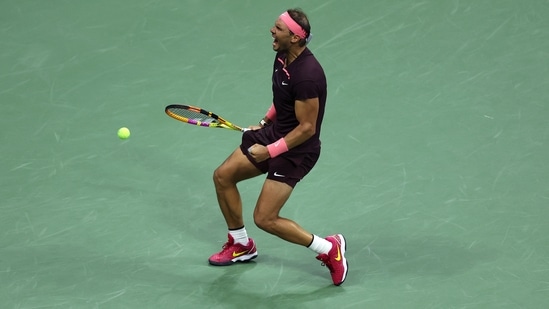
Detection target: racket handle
<box><xmin>242</xmin><ymin>128</ymin><xmax>250</xmax><ymax>132</ymax></box>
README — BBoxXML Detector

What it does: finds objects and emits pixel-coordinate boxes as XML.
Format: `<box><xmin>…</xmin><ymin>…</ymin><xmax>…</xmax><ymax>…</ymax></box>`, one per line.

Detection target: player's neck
<box><xmin>285</xmin><ymin>46</ymin><xmax>306</xmax><ymax>66</ymax></box>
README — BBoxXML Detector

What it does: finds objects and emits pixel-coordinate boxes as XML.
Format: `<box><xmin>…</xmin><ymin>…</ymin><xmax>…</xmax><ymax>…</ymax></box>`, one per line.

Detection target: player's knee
<box><xmin>213</xmin><ymin>164</ymin><xmax>235</xmax><ymax>189</ymax></box>
<box><xmin>253</xmin><ymin>216</ymin><xmax>268</xmax><ymax>231</ymax></box>
<box><xmin>212</xmin><ymin>166</ymin><xmax>226</xmax><ymax>187</ymax></box>
<box><xmin>253</xmin><ymin>213</ymin><xmax>274</xmax><ymax>232</ymax></box>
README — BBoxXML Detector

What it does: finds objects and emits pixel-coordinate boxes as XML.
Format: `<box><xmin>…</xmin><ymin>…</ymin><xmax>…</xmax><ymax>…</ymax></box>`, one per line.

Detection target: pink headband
<box><xmin>279</xmin><ymin>12</ymin><xmax>307</xmax><ymax>39</ymax></box>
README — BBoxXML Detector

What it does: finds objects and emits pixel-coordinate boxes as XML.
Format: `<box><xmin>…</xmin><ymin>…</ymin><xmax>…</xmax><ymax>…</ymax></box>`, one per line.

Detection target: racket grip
<box><xmin>241</xmin><ymin>128</ymin><xmax>250</xmax><ymax>132</ymax></box>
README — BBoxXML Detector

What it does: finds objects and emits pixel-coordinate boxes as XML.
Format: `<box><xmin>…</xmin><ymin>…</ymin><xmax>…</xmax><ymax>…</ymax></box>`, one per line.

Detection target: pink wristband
<box><xmin>267</xmin><ymin>138</ymin><xmax>288</xmax><ymax>158</ymax></box>
<box><xmin>266</xmin><ymin>103</ymin><xmax>276</xmax><ymax>121</ymax></box>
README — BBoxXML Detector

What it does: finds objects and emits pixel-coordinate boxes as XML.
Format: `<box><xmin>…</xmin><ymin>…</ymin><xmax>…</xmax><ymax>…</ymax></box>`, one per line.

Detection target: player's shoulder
<box><xmin>298</xmin><ymin>49</ymin><xmax>323</xmax><ymax>68</ymax></box>
<box><xmin>293</xmin><ymin>50</ymin><xmax>325</xmax><ymax>79</ymax></box>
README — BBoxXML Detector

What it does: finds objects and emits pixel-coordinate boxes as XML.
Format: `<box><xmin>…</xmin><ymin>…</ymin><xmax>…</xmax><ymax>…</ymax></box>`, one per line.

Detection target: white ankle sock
<box><xmin>229</xmin><ymin>226</ymin><xmax>249</xmax><ymax>246</ymax></box>
<box><xmin>308</xmin><ymin>234</ymin><xmax>332</xmax><ymax>255</ymax></box>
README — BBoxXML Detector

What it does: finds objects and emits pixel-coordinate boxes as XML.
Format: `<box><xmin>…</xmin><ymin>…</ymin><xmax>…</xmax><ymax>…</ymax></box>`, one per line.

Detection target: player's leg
<box><xmin>253</xmin><ymin>179</ymin><xmax>313</xmax><ymax>246</ymax></box>
<box><xmin>209</xmin><ymin>147</ymin><xmax>262</xmax><ymax>266</ymax></box>
<box><xmin>253</xmin><ymin>179</ymin><xmax>348</xmax><ymax>285</ymax></box>
<box><xmin>213</xmin><ymin>147</ymin><xmax>262</xmax><ymax>229</ymax></box>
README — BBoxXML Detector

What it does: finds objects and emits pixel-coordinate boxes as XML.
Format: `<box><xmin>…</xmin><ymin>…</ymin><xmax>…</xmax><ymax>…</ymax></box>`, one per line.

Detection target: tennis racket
<box><xmin>165</xmin><ymin>104</ymin><xmax>248</xmax><ymax>132</ymax></box>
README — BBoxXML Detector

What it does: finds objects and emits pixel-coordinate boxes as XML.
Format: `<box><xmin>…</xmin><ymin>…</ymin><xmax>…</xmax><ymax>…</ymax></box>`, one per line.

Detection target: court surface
<box><xmin>1</xmin><ymin>1</ymin><xmax>548</xmax><ymax>308</ymax></box>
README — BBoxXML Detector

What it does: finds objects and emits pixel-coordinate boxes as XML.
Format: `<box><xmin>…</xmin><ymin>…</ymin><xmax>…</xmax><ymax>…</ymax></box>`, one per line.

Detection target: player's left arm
<box><xmin>247</xmin><ymin>97</ymin><xmax>318</xmax><ymax>163</ymax></box>
<box><xmin>283</xmin><ymin>97</ymin><xmax>319</xmax><ymax>148</ymax></box>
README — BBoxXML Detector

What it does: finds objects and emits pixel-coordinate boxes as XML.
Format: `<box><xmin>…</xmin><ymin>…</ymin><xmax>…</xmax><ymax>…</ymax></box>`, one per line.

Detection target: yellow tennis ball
<box><xmin>117</xmin><ymin>127</ymin><xmax>130</xmax><ymax>139</ymax></box>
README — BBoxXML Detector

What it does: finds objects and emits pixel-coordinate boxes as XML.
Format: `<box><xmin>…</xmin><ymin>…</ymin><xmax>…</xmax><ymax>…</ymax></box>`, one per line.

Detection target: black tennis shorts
<box><xmin>240</xmin><ymin>129</ymin><xmax>320</xmax><ymax>188</ymax></box>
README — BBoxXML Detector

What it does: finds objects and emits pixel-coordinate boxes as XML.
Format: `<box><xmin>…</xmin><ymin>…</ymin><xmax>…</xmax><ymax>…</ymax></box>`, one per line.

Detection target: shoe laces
<box><xmin>322</xmin><ymin>262</ymin><xmax>334</xmax><ymax>273</ymax></box>
<box><xmin>220</xmin><ymin>239</ymin><xmax>234</xmax><ymax>251</ymax></box>
<box><xmin>317</xmin><ymin>255</ymin><xmax>334</xmax><ymax>273</ymax></box>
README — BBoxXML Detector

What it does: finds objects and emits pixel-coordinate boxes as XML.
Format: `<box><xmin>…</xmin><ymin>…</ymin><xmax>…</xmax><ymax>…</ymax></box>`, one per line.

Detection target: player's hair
<box><xmin>287</xmin><ymin>8</ymin><xmax>311</xmax><ymax>47</ymax></box>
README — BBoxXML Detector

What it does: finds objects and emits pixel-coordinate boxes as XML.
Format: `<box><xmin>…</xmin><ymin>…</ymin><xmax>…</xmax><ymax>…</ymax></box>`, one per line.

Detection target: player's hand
<box><xmin>248</xmin><ymin>125</ymin><xmax>262</xmax><ymax>131</ymax></box>
<box><xmin>247</xmin><ymin>144</ymin><xmax>270</xmax><ymax>162</ymax></box>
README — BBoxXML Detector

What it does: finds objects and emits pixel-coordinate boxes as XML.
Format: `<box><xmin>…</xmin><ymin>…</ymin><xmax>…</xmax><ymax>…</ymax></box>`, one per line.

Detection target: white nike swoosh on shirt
<box><xmin>273</xmin><ymin>172</ymin><xmax>285</xmax><ymax>177</ymax></box>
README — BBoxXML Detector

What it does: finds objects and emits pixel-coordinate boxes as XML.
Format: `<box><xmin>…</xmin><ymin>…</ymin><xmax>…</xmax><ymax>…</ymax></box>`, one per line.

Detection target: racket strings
<box><xmin>169</xmin><ymin>108</ymin><xmax>217</xmax><ymax>124</ymax></box>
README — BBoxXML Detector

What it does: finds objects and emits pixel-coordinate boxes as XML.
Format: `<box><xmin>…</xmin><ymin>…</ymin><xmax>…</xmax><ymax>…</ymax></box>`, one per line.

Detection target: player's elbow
<box><xmin>300</xmin><ymin>122</ymin><xmax>316</xmax><ymax>138</ymax></box>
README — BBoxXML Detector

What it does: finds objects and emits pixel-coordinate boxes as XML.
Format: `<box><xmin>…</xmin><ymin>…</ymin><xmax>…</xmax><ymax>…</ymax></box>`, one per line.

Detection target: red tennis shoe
<box><xmin>316</xmin><ymin>234</ymin><xmax>348</xmax><ymax>286</ymax></box>
<box><xmin>208</xmin><ymin>234</ymin><xmax>258</xmax><ymax>266</ymax></box>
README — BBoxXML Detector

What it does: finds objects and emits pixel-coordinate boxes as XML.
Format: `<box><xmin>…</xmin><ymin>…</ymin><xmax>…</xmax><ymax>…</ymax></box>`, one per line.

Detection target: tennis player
<box><xmin>208</xmin><ymin>8</ymin><xmax>348</xmax><ymax>286</ymax></box>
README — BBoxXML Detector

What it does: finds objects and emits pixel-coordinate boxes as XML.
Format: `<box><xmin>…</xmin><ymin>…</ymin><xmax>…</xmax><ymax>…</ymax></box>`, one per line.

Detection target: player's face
<box><xmin>270</xmin><ymin>18</ymin><xmax>293</xmax><ymax>52</ymax></box>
